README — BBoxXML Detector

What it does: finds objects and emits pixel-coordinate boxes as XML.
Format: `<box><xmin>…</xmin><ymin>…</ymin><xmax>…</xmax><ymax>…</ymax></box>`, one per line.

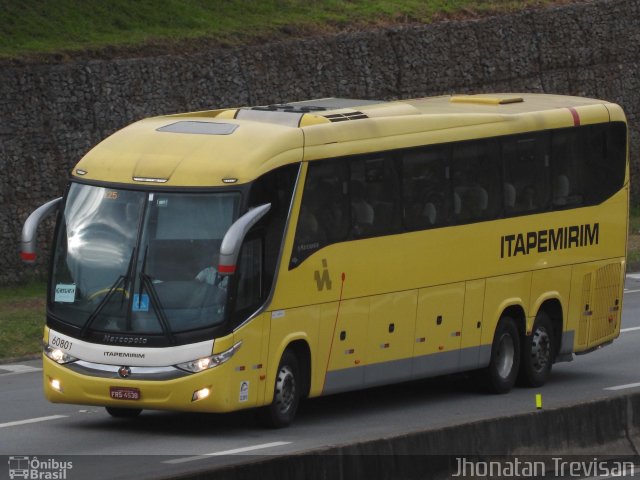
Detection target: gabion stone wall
<box><xmin>1</xmin><ymin>0</ymin><xmax>638</xmax><ymax>285</ymax></box>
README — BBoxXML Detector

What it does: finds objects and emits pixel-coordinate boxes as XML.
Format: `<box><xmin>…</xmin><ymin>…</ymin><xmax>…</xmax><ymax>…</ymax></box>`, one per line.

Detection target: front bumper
<box><xmin>43</xmin><ymin>355</ymin><xmax>239</xmax><ymax>413</ymax></box>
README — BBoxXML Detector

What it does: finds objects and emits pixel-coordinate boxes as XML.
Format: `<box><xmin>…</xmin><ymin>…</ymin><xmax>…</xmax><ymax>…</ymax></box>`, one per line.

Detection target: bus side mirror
<box><xmin>21</xmin><ymin>197</ymin><xmax>62</xmax><ymax>264</ymax></box>
<box><xmin>218</xmin><ymin>203</ymin><xmax>271</xmax><ymax>276</ymax></box>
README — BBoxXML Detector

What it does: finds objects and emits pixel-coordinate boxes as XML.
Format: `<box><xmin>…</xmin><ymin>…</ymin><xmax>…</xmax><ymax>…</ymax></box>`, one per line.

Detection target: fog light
<box><xmin>50</xmin><ymin>378</ymin><xmax>62</xmax><ymax>392</ymax></box>
<box><xmin>192</xmin><ymin>387</ymin><xmax>210</xmax><ymax>402</ymax></box>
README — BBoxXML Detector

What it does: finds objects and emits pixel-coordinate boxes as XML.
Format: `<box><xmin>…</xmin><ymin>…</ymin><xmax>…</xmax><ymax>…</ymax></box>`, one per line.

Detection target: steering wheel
<box><xmin>87</xmin><ymin>287</ymin><xmax>130</xmax><ymax>303</ymax></box>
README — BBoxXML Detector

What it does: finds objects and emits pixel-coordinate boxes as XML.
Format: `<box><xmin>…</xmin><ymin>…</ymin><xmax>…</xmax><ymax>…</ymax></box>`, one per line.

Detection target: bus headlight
<box><xmin>176</xmin><ymin>341</ymin><xmax>242</xmax><ymax>373</ymax></box>
<box><xmin>44</xmin><ymin>344</ymin><xmax>78</xmax><ymax>364</ymax></box>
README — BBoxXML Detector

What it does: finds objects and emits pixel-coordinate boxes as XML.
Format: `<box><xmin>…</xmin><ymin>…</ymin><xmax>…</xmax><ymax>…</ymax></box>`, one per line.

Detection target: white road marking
<box><xmin>163</xmin><ymin>441</ymin><xmax>292</xmax><ymax>465</ymax></box>
<box><xmin>625</xmin><ymin>273</ymin><xmax>640</xmax><ymax>280</ymax></box>
<box><xmin>0</xmin><ymin>364</ymin><xmax>42</xmax><ymax>376</ymax></box>
<box><xmin>621</xmin><ymin>326</ymin><xmax>640</xmax><ymax>333</ymax></box>
<box><xmin>623</xmin><ymin>288</ymin><xmax>640</xmax><ymax>294</ymax></box>
<box><xmin>0</xmin><ymin>415</ymin><xmax>68</xmax><ymax>429</ymax></box>
<box><xmin>604</xmin><ymin>382</ymin><xmax>640</xmax><ymax>391</ymax></box>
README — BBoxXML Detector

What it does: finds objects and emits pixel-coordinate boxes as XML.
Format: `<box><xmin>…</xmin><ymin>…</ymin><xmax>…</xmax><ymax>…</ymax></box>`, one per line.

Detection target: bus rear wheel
<box><xmin>105</xmin><ymin>407</ymin><xmax>142</xmax><ymax>418</ymax></box>
<box><xmin>259</xmin><ymin>350</ymin><xmax>300</xmax><ymax>428</ymax></box>
<box><xmin>483</xmin><ymin>316</ymin><xmax>521</xmax><ymax>394</ymax></box>
<box><xmin>518</xmin><ymin>312</ymin><xmax>554</xmax><ymax>387</ymax></box>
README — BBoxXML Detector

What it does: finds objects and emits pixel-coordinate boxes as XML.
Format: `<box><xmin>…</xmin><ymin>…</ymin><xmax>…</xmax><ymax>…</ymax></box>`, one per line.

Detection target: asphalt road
<box><xmin>2</xmin><ymin>276</ymin><xmax>640</xmax><ymax>480</ymax></box>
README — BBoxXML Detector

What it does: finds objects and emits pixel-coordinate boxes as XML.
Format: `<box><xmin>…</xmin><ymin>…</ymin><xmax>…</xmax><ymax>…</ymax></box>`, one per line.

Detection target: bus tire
<box><xmin>518</xmin><ymin>311</ymin><xmax>554</xmax><ymax>387</ymax></box>
<box><xmin>105</xmin><ymin>407</ymin><xmax>142</xmax><ymax>418</ymax></box>
<box><xmin>483</xmin><ymin>316</ymin><xmax>520</xmax><ymax>394</ymax></box>
<box><xmin>259</xmin><ymin>350</ymin><xmax>301</xmax><ymax>428</ymax></box>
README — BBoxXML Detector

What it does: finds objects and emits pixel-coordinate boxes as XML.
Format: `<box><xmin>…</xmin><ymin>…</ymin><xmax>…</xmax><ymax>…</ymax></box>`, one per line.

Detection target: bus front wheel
<box><xmin>518</xmin><ymin>311</ymin><xmax>554</xmax><ymax>387</ymax></box>
<box><xmin>259</xmin><ymin>350</ymin><xmax>300</xmax><ymax>428</ymax></box>
<box><xmin>105</xmin><ymin>407</ymin><xmax>142</xmax><ymax>418</ymax></box>
<box><xmin>484</xmin><ymin>317</ymin><xmax>521</xmax><ymax>394</ymax></box>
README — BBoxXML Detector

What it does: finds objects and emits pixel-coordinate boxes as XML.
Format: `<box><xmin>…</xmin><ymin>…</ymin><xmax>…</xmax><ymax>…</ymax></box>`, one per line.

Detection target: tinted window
<box><xmin>290</xmin><ymin>160</ymin><xmax>348</xmax><ymax>267</ymax></box>
<box><xmin>551</xmin><ymin>129</ymin><xmax>584</xmax><ymax>208</ymax></box>
<box><xmin>502</xmin><ymin>133</ymin><xmax>551</xmax><ymax>214</ymax></box>
<box><xmin>248</xmin><ymin>164</ymin><xmax>298</xmax><ymax>293</ymax></box>
<box><xmin>401</xmin><ymin>146</ymin><xmax>451</xmax><ymax>229</ymax></box>
<box><xmin>234</xmin><ymin>238</ymin><xmax>262</xmax><ymax>313</ymax></box>
<box><xmin>350</xmin><ymin>156</ymin><xmax>401</xmax><ymax>237</ymax></box>
<box><xmin>582</xmin><ymin>123</ymin><xmax>627</xmax><ymax>205</ymax></box>
<box><xmin>289</xmin><ymin>122</ymin><xmax>627</xmax><ymax>267</ymax></box>
<box><xmin>551</xmin><ymin>123</ymin><xmax>627</xmax><ymax>209</ymax></box>
<box><xmin>452</xmin><ymin>139</ymin><xmax>501</xmax><ymax>223</ymax></box>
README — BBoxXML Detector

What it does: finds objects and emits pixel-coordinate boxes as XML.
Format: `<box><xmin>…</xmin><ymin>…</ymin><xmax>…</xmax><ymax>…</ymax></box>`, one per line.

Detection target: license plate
<box><xmin>110</xmin><ymin>386</ymin><xmax>141</xmax><ymax>401</ymax></box>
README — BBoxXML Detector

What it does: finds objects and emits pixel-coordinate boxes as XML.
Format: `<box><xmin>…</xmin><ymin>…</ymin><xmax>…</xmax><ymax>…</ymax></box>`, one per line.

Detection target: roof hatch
<box><xmin>450</xmin><ymin>95</ymin><xmax>524</xmax><ymax>105</ymax></box>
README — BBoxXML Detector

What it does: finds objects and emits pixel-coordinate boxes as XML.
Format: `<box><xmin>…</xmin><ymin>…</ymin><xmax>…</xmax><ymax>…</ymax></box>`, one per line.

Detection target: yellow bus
<box><xmin>22</xmin><ymin>93</ymin><xmax>628</xmax><ymax>427</ymax></box>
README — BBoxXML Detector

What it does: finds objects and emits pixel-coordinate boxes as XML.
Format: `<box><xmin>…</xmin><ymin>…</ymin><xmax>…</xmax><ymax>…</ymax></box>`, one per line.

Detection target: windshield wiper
<box><xmin>136</xmin><ymin>246</ymin><xmax>176</xmax><ymax>345</ymax></box>
<box><xmin>137</xmin><ymin>244</ymin><xmax>150</xmax><ymax>303</ymax></box>
<box><xmin>80</xmin><ymin>247</ymin><xmax>136</xmax><ymax>338</ymax></box>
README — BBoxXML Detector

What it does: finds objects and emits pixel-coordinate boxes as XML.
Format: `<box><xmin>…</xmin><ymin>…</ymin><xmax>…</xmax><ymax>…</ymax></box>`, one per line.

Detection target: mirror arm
<box><xmin>218</xmin><ymin>203</ymin><xmax>271</xmax><ymax>275</ymax></box>
<box><xmin>21</xmin><ymin>197</ymin><xmax>62</xmax><ymax>264</ymax></box>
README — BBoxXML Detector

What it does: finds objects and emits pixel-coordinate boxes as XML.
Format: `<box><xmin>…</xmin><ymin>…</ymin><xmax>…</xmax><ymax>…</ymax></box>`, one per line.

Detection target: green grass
<box><xmin>0</xmin><ymin>282</ymin><xmax>46</xmax><ymax>360</ymax></box>
<box><xmin>0</xmin><ymin>0</ymin><xmax>571</xmax><ymax>59</ymax></box>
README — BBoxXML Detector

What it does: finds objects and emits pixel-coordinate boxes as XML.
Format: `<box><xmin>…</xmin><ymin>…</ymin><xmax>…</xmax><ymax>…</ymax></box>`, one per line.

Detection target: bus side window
<box><xmin>290</xmin><ymin>160</ymin><xmax>348</xmax><ymax>268</ymax></box>
<box><xmin>551</xmin><ymin>129</ymin><xmax>583</xmax><ymax>208</ymax></box>
<box><xmin>248</xmin><ymin>164</ymin><xmax>298</xmax><ymax>293</ymax></box>
<box><xmin>401</xmin><ymin>146</ymin><xmax>451</xmax><ymax>230</ymax></box>
<box><xmin>581</xmin><ymin>123</ymin><xmax>627</xmax><ymax>205</ymax></box>
<box><xmin>452</xmin><ymin>139</ymin><xmax>501</xmax><ymax>223</ymax></box>
<box><xmin>501</xmin><ymin>132</ymin><xmax>550</xmax><ymax>215</ymax></box>
<box><xmin>234</xmin><ymin>238</ymin><xmax>263</xmax><ymax>313</ymax></box>
<box><xmin>349</xmin><ymin>155</ymin><xmax>402</xmax><ymax>237</ymax></box>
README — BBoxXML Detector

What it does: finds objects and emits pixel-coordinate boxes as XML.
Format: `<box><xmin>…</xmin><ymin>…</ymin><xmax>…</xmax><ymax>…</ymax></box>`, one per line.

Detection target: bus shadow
<box><xmin>297</xmin><ymin>373</ymin><xmax>486</xmax><ymax>422</ymax></box>
<box><xmin>68</xmin><ymin>368</ymin><xmax>599</xmax><ymax>436</ymax></box>
<box><xmin>70</xmin><ymin>408</ymin><xmax>260</xmax><ymax>436</ymax></box>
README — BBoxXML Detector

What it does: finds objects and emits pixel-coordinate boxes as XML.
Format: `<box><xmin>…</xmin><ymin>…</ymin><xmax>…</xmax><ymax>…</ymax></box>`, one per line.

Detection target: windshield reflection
<box><xmin>60</xmin><ymin>186</ymin><xmax>142</xmax><ymax>302</ymax></box>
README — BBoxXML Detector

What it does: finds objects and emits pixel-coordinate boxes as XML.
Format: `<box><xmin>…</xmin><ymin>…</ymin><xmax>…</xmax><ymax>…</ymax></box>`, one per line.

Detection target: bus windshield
<box><xmin>50</xmin><ymin>183</ymin><xmax>241</xmax><ymax>337</ymax></box>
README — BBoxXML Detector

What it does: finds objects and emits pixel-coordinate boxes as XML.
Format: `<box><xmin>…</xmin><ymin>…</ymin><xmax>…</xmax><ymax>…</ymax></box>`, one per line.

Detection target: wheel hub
<box><xmin>274</xmin><ymin>365</ymin><xmax>296</xmax><ymax>414</ymax></box>
<box><xmin>530</xmin><ymin>327</ymin><xmax>551</xmax><ymax>373</ymax></box>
